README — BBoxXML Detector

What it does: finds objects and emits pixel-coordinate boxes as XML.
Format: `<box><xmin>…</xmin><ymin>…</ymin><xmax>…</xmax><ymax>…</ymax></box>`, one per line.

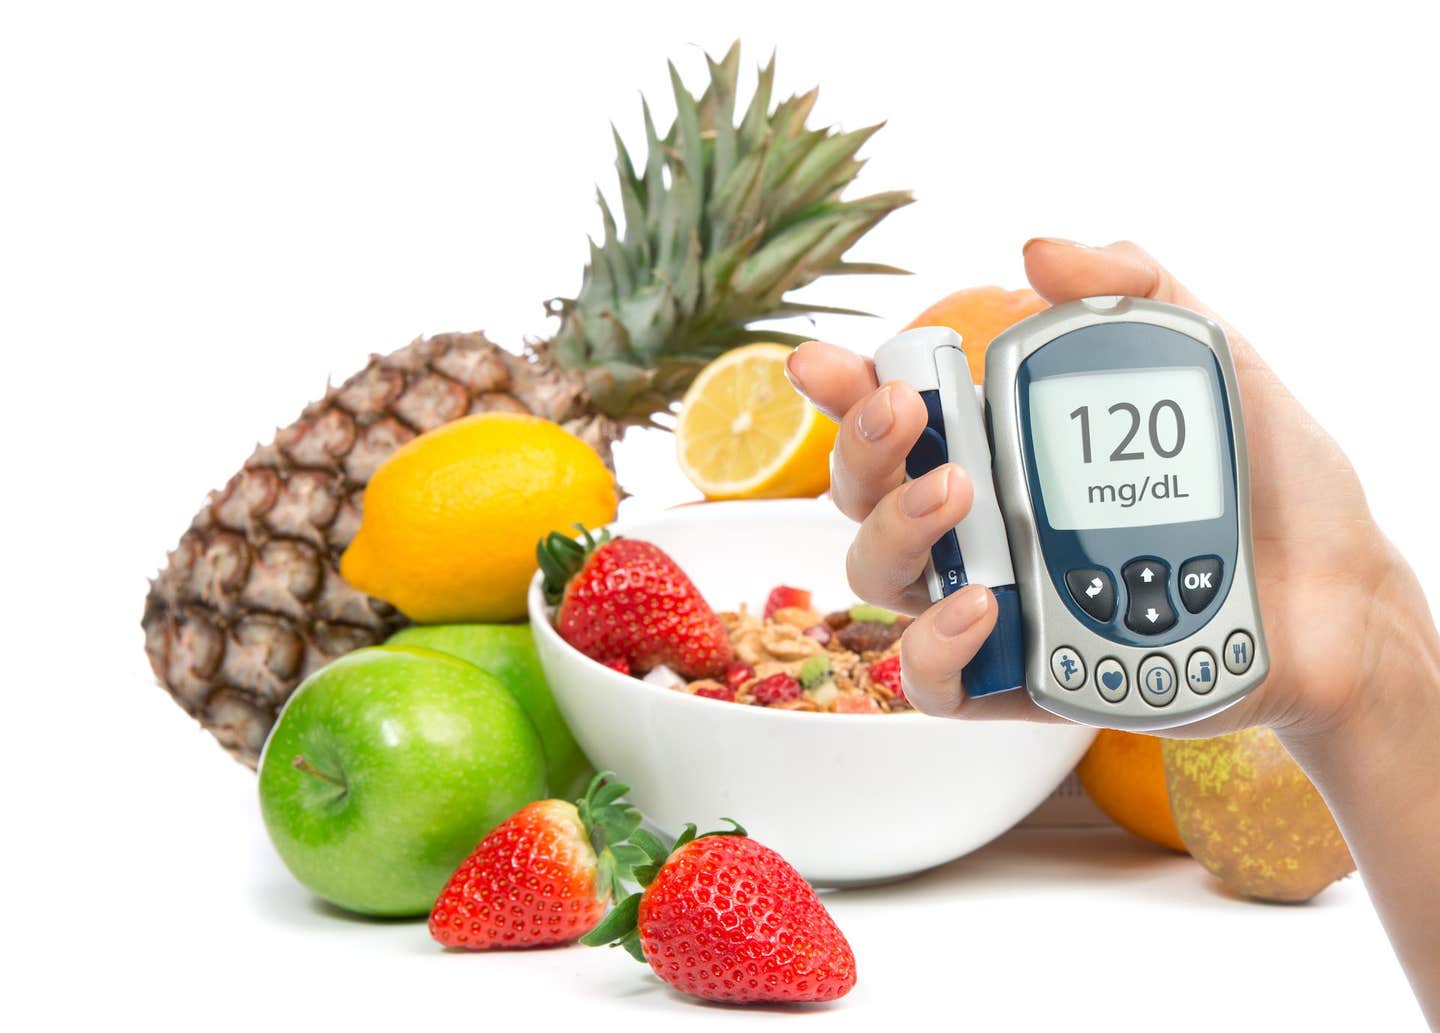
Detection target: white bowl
<box><xmin>528</xmin><ymin>498</ymin><xmax>1095</xmax><ymax>886</ymax></box>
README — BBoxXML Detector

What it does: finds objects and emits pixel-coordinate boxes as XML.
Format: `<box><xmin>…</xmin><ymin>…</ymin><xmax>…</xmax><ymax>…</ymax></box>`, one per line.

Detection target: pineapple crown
<box><xmin>545</xmin><ymin>43</ymin><xmax>913</xmax><ymax>421</ymax></box>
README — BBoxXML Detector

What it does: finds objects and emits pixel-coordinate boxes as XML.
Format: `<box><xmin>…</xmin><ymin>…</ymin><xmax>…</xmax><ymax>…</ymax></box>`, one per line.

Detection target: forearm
<box><xmin>1282</xmin><ymin>565</ymin><xmax>1440</xmax><ymax>1029</ymax></box>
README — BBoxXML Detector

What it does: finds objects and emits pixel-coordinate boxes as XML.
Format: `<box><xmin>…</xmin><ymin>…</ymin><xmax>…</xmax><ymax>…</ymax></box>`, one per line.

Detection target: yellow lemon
<box><xmin>675</xmin><ymin>343</ymin><xmax>838</xmax><ymax>500</ymax></box>
<box><xmin>341</xmin><ymin>413</ymin><xmax>617</xmax><ymax>622</ymax></box>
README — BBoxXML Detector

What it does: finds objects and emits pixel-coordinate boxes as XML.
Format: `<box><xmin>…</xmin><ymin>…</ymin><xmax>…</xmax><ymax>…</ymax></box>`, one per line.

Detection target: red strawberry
<box><xmin>429</xmin><ymin>773</ymin><xmax>642</xmax><ymax>950</ymax></box>
<box><xmin>764</xmin><ymin>584</ymin><xmax>812</xmax><ymax>618</ymax></box>
<box><xmin>867</xmin><ymin>654</ymin><xmax>905</xmax><ymax>701</ymax></box>
<box><xmin>722</xmin><ymin>662</ymin><xmax>755</xmax><ymax>693</ymax></box>
<box><xmin>583</xmin><ymin>823</ymin><xmax>856</xmax><ymax>1004</ymax></box>
<box><xmin>539</xmin><ymin>527</ymin><xmax>734</xmax><ymax>678</ymax></box>
<box><xmin>752</xmin><ymin>671</ymin><xmax>801</xmax><ymax>705</ymax></box>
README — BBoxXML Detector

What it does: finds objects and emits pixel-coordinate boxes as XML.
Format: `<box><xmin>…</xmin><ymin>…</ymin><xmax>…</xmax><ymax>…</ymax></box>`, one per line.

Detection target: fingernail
<box><xmin>936</xmin><ymin>586</ymin><xmax>990</xmax><ymax>637</ymax></box>
<box><xmin>901</xmin><ymin>465</ymin><xmax>953</xmax><ymax>517</ymax></box>
<box><xmin>784</xmin><ymin>349</ymin><xmax>808</xmax><ymax>394</ymax></box>
<box><xmin>857</xmin><ymin>385</ymin><xmax>894</xmax><ymax>441</ymax></box>
<box><xmin>1023</xmin><ymin>236</ymin><xmax>1087</xmax><ymax>252</ymax></box>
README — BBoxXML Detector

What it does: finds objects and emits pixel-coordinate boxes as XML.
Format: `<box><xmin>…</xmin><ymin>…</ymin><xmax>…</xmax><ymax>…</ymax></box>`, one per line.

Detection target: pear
<box><xmin>1162</xmin><ymin>728</ymin><xmax>1355</xmax><ymax>902</ymax></box>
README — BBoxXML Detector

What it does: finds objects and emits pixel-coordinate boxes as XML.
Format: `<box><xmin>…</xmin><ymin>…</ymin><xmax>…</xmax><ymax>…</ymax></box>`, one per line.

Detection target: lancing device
<box><xmin>873</xmin><ymin>327</ymin><xmax>1025</xmax><ymax>697</ymax></box>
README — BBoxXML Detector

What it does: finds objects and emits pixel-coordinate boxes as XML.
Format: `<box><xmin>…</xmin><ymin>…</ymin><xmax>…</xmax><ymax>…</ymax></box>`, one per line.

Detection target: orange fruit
<box><xmin>904</xmin><ymin>286</ymin><xmax>1048</xmax><ymax>384</ymax></box>
<box><xmin>1075</xmin><ymin>730</ymin><xmax>1188</xmax><ymax>853</ymax></box>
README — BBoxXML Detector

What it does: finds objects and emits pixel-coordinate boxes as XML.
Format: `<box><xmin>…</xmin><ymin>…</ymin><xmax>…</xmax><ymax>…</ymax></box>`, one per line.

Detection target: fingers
<box><xmin>1021</xmin><ymin>238</ymin><xmax>1265</xmax><ymax>370</ymax></box>
<box><xmin>827</xmin><ymin>380</ymin><xmax>929</xmax><ymax>521</ymax></box>
<box><xmin>787</xmin><ymin>341</ymin><xmax>930</xmax><ymax>521</ymax></box>
<box><xmin>1021</xmin><ymin>238</ymin><xmax>1210</xmax><ymax>313</ymax></box>
<box><xmin>785</xmin><ymin>340</ymin><xmax>877</xmax><ymax>422</ymax></box>
<box><xmin>845</xmin><ymin>463</ymin><xmax>974</xmax><ymax>614</ymax></box>
<box><xmin>897</xmin><ymin>587</ymin><xmax>1065</xmax><ymax>723</ymax></box>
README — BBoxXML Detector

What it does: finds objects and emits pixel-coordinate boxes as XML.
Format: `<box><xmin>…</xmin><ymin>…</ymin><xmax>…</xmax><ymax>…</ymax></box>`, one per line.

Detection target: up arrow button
<box><xmin>1122</xmin><ymin>558</ymin><xmax>1177</xmax><ymax>635</ymax></box>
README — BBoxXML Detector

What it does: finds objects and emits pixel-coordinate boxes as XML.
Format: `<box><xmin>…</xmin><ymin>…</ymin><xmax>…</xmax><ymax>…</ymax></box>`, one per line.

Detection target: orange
<box><xmin>904</xmin><ymin>286</ymin><xmax>1049</xmax><ymax>385</ymax></box>
<box><xmin>1075</xmin><ymin>730</ymin><xmax>1189</xmax><ymax>853</ymax></box>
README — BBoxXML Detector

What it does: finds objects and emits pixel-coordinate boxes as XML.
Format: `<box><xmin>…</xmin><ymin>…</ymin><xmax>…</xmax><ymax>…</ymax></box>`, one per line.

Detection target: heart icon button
<box><xmin>1101</xmin><ymin>670</ymin><xmax>1124</xmax><ymax>691</ymax></box>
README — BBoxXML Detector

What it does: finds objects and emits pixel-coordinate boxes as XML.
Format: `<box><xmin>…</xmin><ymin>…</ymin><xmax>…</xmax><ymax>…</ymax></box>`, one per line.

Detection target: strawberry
<box><xmin>583</xmin><ymin>822</ymin><xmax>856</xmax><ymax>1004</ymax></box>
<box><xmin>539</xmin><ymin>527</ymin><xmax>734</xmax><ymax>678</ymax></box>
<box><xmin>764</xmin><ymin>584</ymin><xmax>812</xmax><ymax>619</ymax></box>
<box><xmin>429</xmin><ymin>772</ymin><xmax>645</xmax><ymax>950</ymax></box>
<box><xmin>752</xmin><ymin>671</ymin><xmax>801</xmax><ymax>705</ymax></box>
<box><xmin>867</xmin><ymin>654</ymin><xmax>905</xmax><ymax>702</ymax></box>
<box><xmin>722</xmin><ymin>662</ymin><xmax>755</xmax><ymax>692</ymax></box>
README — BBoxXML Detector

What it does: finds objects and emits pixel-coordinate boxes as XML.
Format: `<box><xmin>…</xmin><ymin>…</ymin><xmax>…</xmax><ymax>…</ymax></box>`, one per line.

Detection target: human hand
<box><xmin>786</xmin><ymin>239</ymin><xmax>1428</xmax><ymax>743</ymax></box>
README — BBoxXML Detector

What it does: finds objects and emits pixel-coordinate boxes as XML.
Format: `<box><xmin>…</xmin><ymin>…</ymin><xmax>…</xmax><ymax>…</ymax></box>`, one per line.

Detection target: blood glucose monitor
<box><xmin>875</xmin><ymin>296</ymin><xmax>1267</xmax><ymax>730</ymax></box>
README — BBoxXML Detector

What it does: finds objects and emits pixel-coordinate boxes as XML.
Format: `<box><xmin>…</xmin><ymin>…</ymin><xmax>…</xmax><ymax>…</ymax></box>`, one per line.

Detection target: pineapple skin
<box><xmin>143</xmin><ymin>43</ymin><xmax>912</xmax><ymax>766</ymax></box>
<box><xmin>142</xmin><ymin>331</ymin><xmax>618</xmax><ymax>768</ymax></box>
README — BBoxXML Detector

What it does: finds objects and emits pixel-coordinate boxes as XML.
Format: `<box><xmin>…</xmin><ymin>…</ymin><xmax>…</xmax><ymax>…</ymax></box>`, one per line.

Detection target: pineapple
<box><xmin>142</xmin><ymin>44</ymin><xmax>912</xmax><ymax>767</ymax></box>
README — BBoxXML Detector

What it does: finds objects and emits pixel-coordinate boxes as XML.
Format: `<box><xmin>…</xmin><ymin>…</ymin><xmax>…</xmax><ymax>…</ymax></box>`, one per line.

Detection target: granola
<box><xmin>677</xmin><ymin>585</ymin><xmax>914</xmax><ymax>714</ymax></box>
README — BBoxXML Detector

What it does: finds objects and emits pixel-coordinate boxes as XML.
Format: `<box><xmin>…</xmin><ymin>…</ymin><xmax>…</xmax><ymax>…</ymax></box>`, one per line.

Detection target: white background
<box><xmin>4</xmin><ymin>1</ymin><xmax>1437</xmax><ymax>1029</ymax></box>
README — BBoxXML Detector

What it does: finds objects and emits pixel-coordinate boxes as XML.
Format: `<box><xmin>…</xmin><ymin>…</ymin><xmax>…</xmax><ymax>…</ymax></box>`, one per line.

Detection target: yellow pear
<box><xmin>1162</xmin><ymin>728</ymin><xmax>1355</xmax><ymax>902</ymax></box>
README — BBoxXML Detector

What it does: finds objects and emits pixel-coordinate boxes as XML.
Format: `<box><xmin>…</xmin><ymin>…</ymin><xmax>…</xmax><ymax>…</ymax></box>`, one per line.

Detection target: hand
<box><xmin>786</xmin><ymin>238</ymin><xmax>1425</xmax><ymax>742</ymax></box>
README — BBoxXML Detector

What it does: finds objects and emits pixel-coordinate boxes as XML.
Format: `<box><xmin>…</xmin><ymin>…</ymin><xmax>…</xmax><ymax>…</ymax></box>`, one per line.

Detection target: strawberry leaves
<box><xmin>580</xmin><ymin>816</ymin><xmax>750</xmax><ymax>963</ymax></box>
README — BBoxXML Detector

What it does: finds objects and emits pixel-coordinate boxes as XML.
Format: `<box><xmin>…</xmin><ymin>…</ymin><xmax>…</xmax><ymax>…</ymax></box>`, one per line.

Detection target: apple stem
<box><xmin>292</xmin><ymin>755</ymin><xmax>345</xmax><ymax>788</ymax></box>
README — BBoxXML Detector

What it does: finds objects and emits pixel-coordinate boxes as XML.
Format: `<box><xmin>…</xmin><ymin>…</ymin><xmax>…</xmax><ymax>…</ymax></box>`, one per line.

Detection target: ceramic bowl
<box><xmin>528</xmin><ymin>498</ymin><xmax>1095</xmax><ymax>885</ymax></box>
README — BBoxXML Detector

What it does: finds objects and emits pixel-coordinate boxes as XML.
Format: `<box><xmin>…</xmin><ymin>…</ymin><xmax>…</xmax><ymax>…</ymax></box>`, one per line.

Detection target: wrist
<box><xmin>1281</xmin><ymin>547</ymin><xmax>1440</xmax><ymax>796</ymax></box>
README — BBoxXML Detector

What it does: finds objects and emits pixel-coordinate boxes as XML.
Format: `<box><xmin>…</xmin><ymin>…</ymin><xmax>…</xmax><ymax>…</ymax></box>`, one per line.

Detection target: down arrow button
<box><xmin>1122</xmin><ymin>558</ymin><xmax>1177</xmax><ymax>635</ymax></box>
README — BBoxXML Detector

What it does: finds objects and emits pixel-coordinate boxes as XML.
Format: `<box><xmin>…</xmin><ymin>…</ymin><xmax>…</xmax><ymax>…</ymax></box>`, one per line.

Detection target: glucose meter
<box><xmin>877</xmin><ymin>297</ymin><xmax>1267</xmax><ymax>730</ymax></box>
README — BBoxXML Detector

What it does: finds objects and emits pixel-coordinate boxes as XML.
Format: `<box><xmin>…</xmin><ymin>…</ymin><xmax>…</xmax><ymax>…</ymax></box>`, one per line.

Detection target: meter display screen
<box><xmin>1027</xmin><ymin>367</ymin><xmax>1224</xmax><ymax>530</ymax></box>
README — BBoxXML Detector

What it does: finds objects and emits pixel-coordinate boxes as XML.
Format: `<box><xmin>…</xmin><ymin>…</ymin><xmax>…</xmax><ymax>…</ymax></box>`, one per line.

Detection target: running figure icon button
<box><xmin>1065</xmin><ymin>567</ymin><xmax>1116</xmax><ymax>622</ymax></box>
<box><xmin>1050</xmin><ymin>646</ymin><xmax>1086</xmax><ymax>691</ymax></box>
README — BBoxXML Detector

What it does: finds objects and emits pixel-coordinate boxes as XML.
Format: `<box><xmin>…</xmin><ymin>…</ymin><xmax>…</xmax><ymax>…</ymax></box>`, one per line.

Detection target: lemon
<box><xmin>675</xmin><ymin>343</ymin><xmax>838</xmax><ymax>500</ymax></box>
<box><xmin>340</xmin><ymin>413</ymin><xmax>617</xmax><ymax>623</ymax></box>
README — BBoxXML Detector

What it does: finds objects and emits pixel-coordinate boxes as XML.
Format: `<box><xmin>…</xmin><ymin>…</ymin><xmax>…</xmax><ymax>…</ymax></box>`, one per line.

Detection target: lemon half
<box><xmin>675</xmin><ymin>343</ymin><xmax>838</xmax><ymax>500</ymax></box>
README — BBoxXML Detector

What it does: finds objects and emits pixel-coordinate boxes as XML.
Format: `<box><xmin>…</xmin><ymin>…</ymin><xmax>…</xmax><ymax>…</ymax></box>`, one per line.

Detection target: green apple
<box><xmin>387</xmin><ymin>623</ymin><xmax>593</xmax><ymax>799</ymax></box>
<box><xmin>258</xmin><ymin>645</ymin><xmax>546</xmax><ymax>917</ymax></box>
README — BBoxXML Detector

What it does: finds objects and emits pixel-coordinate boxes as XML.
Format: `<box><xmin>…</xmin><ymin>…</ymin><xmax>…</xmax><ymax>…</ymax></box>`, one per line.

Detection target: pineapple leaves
<box><xmin>549</xmin><ymin>43</ymin><xmax>913</xmax><ymax>421</ymax></box>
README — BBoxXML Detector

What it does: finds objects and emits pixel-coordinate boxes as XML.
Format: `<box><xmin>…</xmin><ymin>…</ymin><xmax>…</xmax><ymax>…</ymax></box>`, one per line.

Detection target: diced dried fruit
<box><xmin>867</xmin><ymin>655</ymin><xmax>905</xmax><ymax>701</ymax></box>
<box><xmin>764</xmin><ymin>585</ymin><xmax>813</xmax><ymax>619</ymax></box>
<box><xmin>723</xmin><ymin>662</ymin><xmax>755</xmax><ymax>693</ymax></box>
<box><xmin>806</xmin><ymin>680</ymin><xmax>839</xmax><ymax>708</ymax></box>
<box><xmin>848</xmin><ymin>603</ymin><xmax>897</xmax><ymax>625</ymax></box>
<box><xmin>798</xmin><ymin>655</ymin><xmax>832</xmax><ymax>688</ymax></box>
<box><xmin>752</xmin><ymin>672</ymin><xmax>802</xmax><ymax>705</ymax></box>
<box><xmin>833</xmin><ymin>692</ymin><xmax>881</xmax><ymax>715</ymax></box>
<box><xmin>824</xmin><ymin>610</ymin><xmax>853</xmax><ymax>630</ymax></box>
<box><xmin>691</xmin><ymin>680</ymin><xmax>735</xmax><ymax>702</ymax></box>
<box><xmin>837</xmin><ymin>620</ymin><xmax>903</xmax><ymax>654</ymax></box>
<box><xmin>802</xmin><ymin>623</ymin><xmax>831</xmax><ymax>645</ymax></box>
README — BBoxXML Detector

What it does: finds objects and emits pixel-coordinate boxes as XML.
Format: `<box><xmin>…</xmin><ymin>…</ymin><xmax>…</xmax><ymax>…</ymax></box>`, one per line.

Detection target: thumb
<box><xmin>1021</xmin><ymin>237</ymin><xmax>1257</xmax><ymax>366</ymax></box>
<box><xmin>1023</xmin><ymin>238</ymin><xmax>1213</xmax><ymax>315</ymax></box>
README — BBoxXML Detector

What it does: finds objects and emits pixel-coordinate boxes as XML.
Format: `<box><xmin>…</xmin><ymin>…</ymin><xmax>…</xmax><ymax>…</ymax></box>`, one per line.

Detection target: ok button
<box><xmin>1179</xmin><ymin>557</ymin><xmax>1223</xmax><ymax>613</ymax></box>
